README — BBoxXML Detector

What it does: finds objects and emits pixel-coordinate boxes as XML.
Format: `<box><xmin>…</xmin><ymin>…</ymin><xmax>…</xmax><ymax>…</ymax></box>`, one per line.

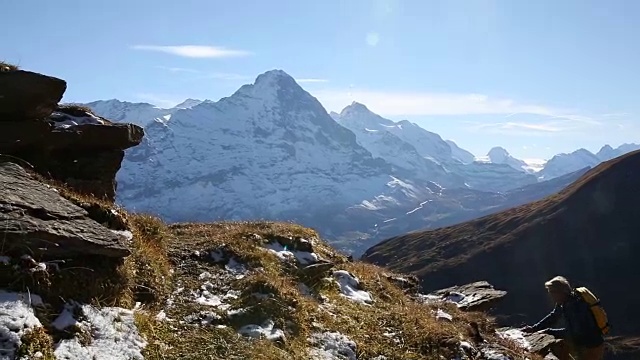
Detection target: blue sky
<box><xmin>4</xmin><ymin>0</ymin><xmax>639</xmax><ymax>159</ymax></box>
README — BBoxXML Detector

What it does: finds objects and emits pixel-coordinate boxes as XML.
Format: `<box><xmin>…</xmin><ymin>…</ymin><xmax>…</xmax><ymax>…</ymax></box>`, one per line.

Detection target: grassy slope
<box><xmin>2</xmin><ymin>183</ymin><xmax>537</xmax><ymax>359</ymax></box>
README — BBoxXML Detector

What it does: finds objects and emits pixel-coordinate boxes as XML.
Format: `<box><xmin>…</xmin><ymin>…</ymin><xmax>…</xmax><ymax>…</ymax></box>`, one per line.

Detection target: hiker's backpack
<box><xmin>575</xmin><ymin>287</ymin><xmax>610</xmax><ymax>335</ymax></box>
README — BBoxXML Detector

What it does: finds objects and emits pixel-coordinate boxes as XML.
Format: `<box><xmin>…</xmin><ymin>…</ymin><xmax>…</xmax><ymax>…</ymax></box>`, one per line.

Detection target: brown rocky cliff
<box><xmin>362</xmin><ymin>150</ymin><xmax>640</xmax><ymax>342</ymax></box>
<box><xmin>0</xmin><ymin>67</ymin><xmax>143</xmax><ymax>201</ymax></box>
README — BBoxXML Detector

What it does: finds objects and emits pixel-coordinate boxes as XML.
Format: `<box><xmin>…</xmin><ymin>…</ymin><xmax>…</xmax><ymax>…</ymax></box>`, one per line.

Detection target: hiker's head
<box><xmin>545</xmin><ymin>276</ymin><xmax>572</xmax><ymax>303</ymax></box>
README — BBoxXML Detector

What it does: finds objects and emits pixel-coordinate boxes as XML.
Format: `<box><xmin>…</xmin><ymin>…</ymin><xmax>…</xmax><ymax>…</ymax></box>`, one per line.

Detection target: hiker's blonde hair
<box><xmin>545</xmin><ymin>276</ymin><xmax>572</xmax><ymax>294</ymax></box>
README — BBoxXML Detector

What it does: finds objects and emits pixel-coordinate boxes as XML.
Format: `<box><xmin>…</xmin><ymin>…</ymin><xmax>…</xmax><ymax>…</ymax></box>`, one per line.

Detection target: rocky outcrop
<box><xmin>0</xmin><ymin>69</ymin><xmax>66</xmax><ymax>121</ymax></box>
<box><xmin>428</xmin><ymin>281</ymin><xmax>507</xmax><ymax>312</ymax></box>
<box><xmin>0</xmin><ymin>69</ymin><xmax>143</xmax><ymax>201</ymax></box>
<box><xmin>0</xmin><ymin>162</ymin><xmax>130</xmax><ymax>258</ymax></box>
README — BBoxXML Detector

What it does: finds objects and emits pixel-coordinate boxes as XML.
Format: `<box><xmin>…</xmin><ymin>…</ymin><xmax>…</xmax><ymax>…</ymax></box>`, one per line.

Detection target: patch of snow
<box><xmin>238</xmin><ymin>320</ymin><xmax>285</xmax><ymax>341</ymax></box>
<box><xmin>155</xmin><ymin>310</ymin><xmax>168</xmax><ymax>321</ymax></box>
<box><xmin>225</xmin><ymin>258</ymin><xmax>249</xmax><ymax>279</ymax></box>
<box><xmin>193</xmin><ymin>283</ymin><xmax>239</xmax><ymax>310</ymax></box>
<box><xmin>265</xmin><ymin>241</ymin><xmax>319</xmax><ymax>265</ymax></box>
<box><xmin>51</xmin><ymin>303</ymin><xmax>78</xmax><ymax>330</ymax></box>
<box><xmin>52</xmin><ymin>111</ymin><xmax>106</xmax><ymax>129</ymax></box>
<box><xmin>497</xmin><ymin>328</ymin><xmax>531</xmax><ymax>350</ymax></box>
<box><xmin>332</xmin><ymin>270</ymin><xmax>373</xmax><ymax>305</ymax></box>
<box><xmin>308</xmin><ymin>332</ymin><xmax>357</xmax><ymax>360</ymax></box>
<box><xmin>166</xmin><ymin>286</ymin><xmax>184</xmax><ymax>308</ymax></box>
<box><xmin>0</xmin><ymin>291</ymin><xmax>43</xmax><ymax>359</ymax></box>
<box><xmin>406</xmin><ymin>199</ymin><xmax>432</xmax><ymax>215</ymax></box>
<box><xmin>482</xmin><ymin>348</ymin><xmax>510</xmax><ymax>360</ymax></box>
<box><xmin>110</xmin><ymin>229</ymin><xmax>134</xmax><ymax>241</ymax></box>
<box><xmin>0</xmin><ymin>256</ymin><xmax>10</xmax><ymax>265</ymax></box>
<box><xmin>435</xmin><ymin>308</ymin><xmax>453</xmax><ymax>322</ymax></box>
<box><xmin>382</xmin><ymin>218</ymin><xmax>396</xmax><ymax>223</ymax></box>
<box><xmin>52</xmin><ymin>304</ymin><xmax>146</xmax><ymax>360</ymax></box>
<box><xmin>417</xmin><ymin>294</ymin><xmax>442</xmax><ymax>303</ymax></box>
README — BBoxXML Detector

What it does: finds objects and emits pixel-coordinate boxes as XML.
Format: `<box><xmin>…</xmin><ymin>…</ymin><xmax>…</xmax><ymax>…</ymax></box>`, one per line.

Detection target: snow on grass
<box><xmin>482</xmin><ymin>348</ymin><xmax>510</xmax><ymax>360</ymax></box>
<box><xmin>264</xmin><ymin>241</ymin><xmax>319</xmax><ymax>265</ymax></box>
<box><xmin>332</xmin><ymin>270</ymin><xmax>373</xmax><ymax>305</ymax></box>
<box><xmin>308</xmin><ymin>332</ymin><xmax>357</xmax><ymax>360</ymax></box>
<box><xmin>237</xmin><ymin>320</ymin><xmax>285</xmax><ymax>342</ymax></box>
<box><xmin>0</xmin><ymin>291</ymin><xmax>43</xmax><ymax>359</ymax></box>
<box><xmin>434</xmin><ymin>308</ymin><xmax>453</xmax><ymax>322</ymax></box>
<box><xmin>497</xmin><ymin>328</ymin><xmax>531</xmax><ymax>350</ymax></box>
<box><xmin>192</xmin><ymin>275</ymin><xmax>240</xmax><ymax>309</ymax></box>
<box><xmin>155</xmin><ymin>310</ymin><xmax>168</xmax><ymax>321</ymax></box>
<box><xmin>225</xmin><ymin>258</ymin><xmax>249</xmax><ymax>279</ymax></box>
<box><xmin>110</xmin><ymin>229</ymin><xmax>134</xmax><ymax>241</ymax></box>
<box><xmin>52</xmin><ymin>303</ymin><xmax>146</xmax><ymax>360</ymax></box>
<box><xmin>51</xmin><ymin>111</ymin><xmax>106</xmax><ymax>129</ymax></box>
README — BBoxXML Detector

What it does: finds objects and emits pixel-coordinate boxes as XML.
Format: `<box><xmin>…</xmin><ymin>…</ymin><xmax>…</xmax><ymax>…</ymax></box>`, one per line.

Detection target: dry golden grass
<box><xmin>0</xmin><ymin>61</ymin><xmax>19</xmax><ymax>72</ymax></box>
<box><xmin>133</xmin><ymin>221</ymin><xmax>538</xmax><ymax>360</ymax></box>
<box><xmin>16</xmin><ymin>327</ymin><xmax>55</xmax><ymax>360</ymax></box>
<box><xmin>56</xmin><ymin>103</ymin><xmax>97</xmax><ymax>116</ymax></box>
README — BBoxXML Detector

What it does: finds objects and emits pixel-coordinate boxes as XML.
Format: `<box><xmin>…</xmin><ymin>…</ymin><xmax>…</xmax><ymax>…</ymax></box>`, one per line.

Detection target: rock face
<box><xmin>0</xmin><ymin>69</ymin><xmax>143</xmax><ymax>200</ymax></box>
<box><xmin>0</xmin><ymin>70</ymin><xmax>67</xmax><ymax>121</ymax></box>
<box><xmin>428</xmin><ymin>281</ymin><xmax>507</xmax><ymax>312</ymax></box>
<box><xmin>0</xmin><ymin>162</ymin><xmax>130</xmax><ymax>258</ymax></box>
<box><xmin>363</xmin><ymin>151</ymin><xmax>640</xmax><ymax>339</ymax></box>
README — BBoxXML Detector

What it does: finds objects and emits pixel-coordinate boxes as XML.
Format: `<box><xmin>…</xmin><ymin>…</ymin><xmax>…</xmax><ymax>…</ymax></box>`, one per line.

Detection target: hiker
<box><xmin>521</xmin><ymin>276</ymin><xmax>605</xmax><ymax>360</ymax></box>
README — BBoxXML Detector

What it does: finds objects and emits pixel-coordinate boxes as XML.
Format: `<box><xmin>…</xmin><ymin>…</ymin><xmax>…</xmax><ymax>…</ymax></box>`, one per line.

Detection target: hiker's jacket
<box><xmin>531</xmin><ymin>292</ymin><xmax>604</xmax><ymax>348</ymax></box>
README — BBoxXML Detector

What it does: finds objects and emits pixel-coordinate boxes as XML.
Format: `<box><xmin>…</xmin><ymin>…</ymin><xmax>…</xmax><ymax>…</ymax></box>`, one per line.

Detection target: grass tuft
<box><xmin>0</xmin><ymin>61</ymin><xmax>19</xmax><ymax>72</ymax></box>
<box><xmin>16</xmin><ymin>327</ymin><xmax>55</xmax><ymax>360</ymax></box>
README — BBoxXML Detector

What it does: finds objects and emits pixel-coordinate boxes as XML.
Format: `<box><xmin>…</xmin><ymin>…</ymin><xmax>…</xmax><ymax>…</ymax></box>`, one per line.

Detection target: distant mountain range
<box><xmin>84</xmin><ymin>70</ymin><xmax>639</xmax><ymax>255</ymax></box>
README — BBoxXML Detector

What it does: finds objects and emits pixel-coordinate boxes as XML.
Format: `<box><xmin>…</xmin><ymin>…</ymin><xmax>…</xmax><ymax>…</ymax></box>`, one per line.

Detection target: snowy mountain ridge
<box><xmin>84</xmin><ymin>69</ymin><xmax>639</xmax><ymax>253</ymax></box>
<box><xmin>113</xmin><ymin>70</ymin><xmax>418</xmax><ymax>227</ymax></box>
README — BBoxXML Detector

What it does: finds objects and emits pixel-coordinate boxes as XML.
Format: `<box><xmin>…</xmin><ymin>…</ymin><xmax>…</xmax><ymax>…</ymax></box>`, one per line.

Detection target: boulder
<box><xmin>0</xmin><ymin>70</ymin><xmax>66</xmax><ymax>121</ymax></box>
<box><xmin>0</xmin><ymin>116</ymin><xmax>143</xmax><ymax>201</ymax></box>
<box><xmin>384</xmin><ymin>274</ymin><xmax>420</xmax><ymax>293</ymax></box>
<box><xmin>0</xmin><ymin>162</ymin><xmax>130</xmax><ymax>258</ymax></box>
<box><xmin>299</xmin><ymin>261</ymin><xmax>335</xmax><ymax>283</ymax></box>
<box><xmin>524</xmin><ymin>332</ymin><xmax>560</xmax><ymax>355</ymax></box>
<box><xmin>430</xmin><ymin>281</ymin><xmax>507</xmax><ymax>312</ymax></box>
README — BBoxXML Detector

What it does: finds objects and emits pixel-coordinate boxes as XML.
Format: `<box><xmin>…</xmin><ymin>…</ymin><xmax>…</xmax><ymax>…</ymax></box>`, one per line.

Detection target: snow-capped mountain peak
<box><xmin>475</xmin><ymin>147</ymin><xmax>530</xmax><ymax>173</ymax></box>
<box><xmin>228</xmin><ymin>69</ymin><xmax>310</xmax><ymax>106</ymax></box>
<box><xmin>446</xmin><ymin>140</ymin><xmax>475</xmax><ymax>164</ymax></box>
<box><xmin>84</xmin><ymin>99</ymin><xmax>170</xmax><ymax>127</ymax></box>
<box><xmin>337</xmin><ymin>102</ymin><xmax>395</xmax><ymax>130</ymax></box>
<box><xmin>597</xmin><ymin>143</ymin><xmax>640</xmax><ymax>161</ymax></box>
<box><xmin>340</xmin><ymin>102</ymin><xmax>373</xmax><ymax>115</ymax></box>
<box><xmin>487</xmin><ymin>147</ymin><xmax>511</xmax><ymax>163</ymax></box>
<box><xmin>175</xmin><ymin>98</ymin><xmax>204</xmax><ymax>109</ymax></box>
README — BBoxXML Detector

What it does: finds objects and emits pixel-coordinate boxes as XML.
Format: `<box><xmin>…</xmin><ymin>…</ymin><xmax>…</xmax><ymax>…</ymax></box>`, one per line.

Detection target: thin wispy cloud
<box><xmin>155</xmin><ymin>66</ymin><xmax>199</xmax><ymax>73</ymax></box>
<box><xmin>601</xmin><ymin>112</ymin><xmax>630</xmax><ymax>118</ymax></box>
<box><xmin>467</xmin><ymin>121</ymin><xmax>564</xmax><ymax>133</ymax></box>
<box><xmin>313</xmin><ymin>88</ymin><xmax>602</xmax><ymax>129</ymax></box>
<box><xmin>366</xmin><ymin>32</ymin><xmax>380</xmax><ymax>47</ymax></box>
<box><xmin>296</xmin><ymin>78</ymin><xmax>329</xmax><ymax>83</ymax></box>
<box><xmin>132</xmin><ymin>45</ymin><xmax>251</xmax><ymax>58</ymax></box>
